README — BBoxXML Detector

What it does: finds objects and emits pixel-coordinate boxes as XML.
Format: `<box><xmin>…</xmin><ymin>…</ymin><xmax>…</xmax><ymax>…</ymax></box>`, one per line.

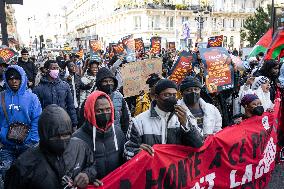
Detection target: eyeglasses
<box><xmin>159</xmin><ymin>93</ymin><xmax>177</xmax><ymax>98</ymax></box>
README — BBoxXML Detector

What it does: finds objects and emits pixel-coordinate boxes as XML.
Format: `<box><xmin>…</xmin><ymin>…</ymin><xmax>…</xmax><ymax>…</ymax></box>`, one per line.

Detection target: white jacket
<box><xmin>178</xmin><ymin>98</ymin><xmax>222</xmax><ymax>136</ymax></box>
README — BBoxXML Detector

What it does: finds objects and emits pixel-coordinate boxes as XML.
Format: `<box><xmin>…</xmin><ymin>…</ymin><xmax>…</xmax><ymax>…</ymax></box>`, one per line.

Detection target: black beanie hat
<box><xmin>21</xmin><ymin>48</ymin><xmax>29</xmax><ymax>54</ymax></box>
<box><xmin>5</xmin><ymin>68</ymin><xmax>21</xmax><ymax>80</ymax></box>
<box><xmin>146</xmin><ymin>73</ymin><xmax>161</xmax><ymax>88</ymax></box>
<box><xmin>155</xmin><ymin>79</ymin><xmax>177</xmax><ymax>95</ymax></box>
<box><xmin>179</xmin><ymin>76</ymin><xmax>202</xmax><ymax>93</ymax></box>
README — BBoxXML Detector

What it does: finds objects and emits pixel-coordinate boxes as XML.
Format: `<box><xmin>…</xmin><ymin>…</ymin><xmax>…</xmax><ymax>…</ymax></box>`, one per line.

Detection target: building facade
<box><xmin>64</xmin><ymin>0</ymin><xmax>272</xmax><ymax>50</ymax></box>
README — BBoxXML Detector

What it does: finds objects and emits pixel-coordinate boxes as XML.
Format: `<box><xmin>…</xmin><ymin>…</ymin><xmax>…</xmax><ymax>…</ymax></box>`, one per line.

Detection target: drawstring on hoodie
<box><xmin>92</xmin><ymin>124</ymin><xmax>118</xmax><ymax>152</ymax></box>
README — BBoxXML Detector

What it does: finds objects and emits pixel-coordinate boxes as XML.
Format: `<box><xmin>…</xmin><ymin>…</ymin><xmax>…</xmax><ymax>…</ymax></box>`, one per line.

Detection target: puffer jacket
<box><xmin>178</xmin><ymin>98</ymin><xmax>222</xmax><ymax>136</ymax></box>
<box><xmin>73</xmin><ymin>91</ymin><xmax>126</xmax><ymax>179</ymax></box>
<box><xmin>124</xmin><ymin>102</ymin><xmax>203</xmax><ymax>160</ymax></box>
<box><xmin>33</xmin><ymin>76</ymin><xmax>78</xmax><ymax>126</ymax></box>
<box><xmin>0</xmin><ymin>65</ymin><xmax>42</xmax><ymax>147</ymax></box>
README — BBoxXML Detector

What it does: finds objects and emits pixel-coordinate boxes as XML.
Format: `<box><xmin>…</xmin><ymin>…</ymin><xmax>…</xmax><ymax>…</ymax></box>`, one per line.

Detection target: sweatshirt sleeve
<box><xmin>29</xmin><ymin>95</ymin><xmax>42</xmax><ymax>143</ymax></box>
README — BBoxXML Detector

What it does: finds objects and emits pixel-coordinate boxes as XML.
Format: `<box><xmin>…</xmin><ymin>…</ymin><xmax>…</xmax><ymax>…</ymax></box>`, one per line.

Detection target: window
<box><xmin>149</xmin><ymin>15</ymin><xmax>160</xmax><ymax>30</ymax></box>
<box><xmin>134</xmin><ymin>16</ymin><xmax>141</xmax><ymax>29</ymax></box>
<box><xmin>182</xmin><ymin>16</ymin><xmax>189</xmax><ymax>23</ymax></box>
<box><xmin>166</xmin><ymin>16</ymin><xmax>174</xmax><ymax>29</ymax></box>
<box><xmin>231</xmin><ymin>19</ymin><xmax>235</xmax><ymax>28</ymax></box>
<box><xmin>222</xmin><ymin>19</ymin><xmax>225</xmax><ymax>28</ymax></box>
<box><xmin>212</xmin><ymin>18</ymin><xmax>217</xmax><ymax>29</ymax></box>
<box><xmin>230</xmin><ymin>36</ymin><xmax>234</xmax><ymax>47</ymax></box>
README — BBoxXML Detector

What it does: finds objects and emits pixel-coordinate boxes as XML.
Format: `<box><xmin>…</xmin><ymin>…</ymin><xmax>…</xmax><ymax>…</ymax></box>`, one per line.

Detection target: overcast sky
<box><xmin>13</xmin><ymin>0</ymin><xmax>67</xmax><ymax>45</ymax></box>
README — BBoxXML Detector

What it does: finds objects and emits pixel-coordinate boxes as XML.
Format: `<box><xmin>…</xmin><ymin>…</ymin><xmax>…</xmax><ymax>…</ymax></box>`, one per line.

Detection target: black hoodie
<box><xmin>5</xmin><ymin>105</ymin><xmax>97</xmax><ymax>189</ymax></box>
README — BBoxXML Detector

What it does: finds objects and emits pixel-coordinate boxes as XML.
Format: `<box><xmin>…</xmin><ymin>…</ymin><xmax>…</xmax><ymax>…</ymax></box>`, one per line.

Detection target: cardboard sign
<box><xmin>207</xmin><ymin>35</ymin><xmax>223</xmax><ymax>48</ymax></box>
<box><xmin>122</xmin><ymin>35</ymin><xmax>136</xmax><ymax>62</ymax></box>
<box><xmin>87</xmin><ymin>100</ymin><xmax>281</xmax><ymax>189</ymax></box>
<box><xmin>199</xmin><ymin>47</ymin><xmax>234</xmax><ymax>93</ymax></box>
<box><xmin>150</xmin><ymin>37</ymin><xmax>161</xmax><ymax>55</ymax></box>
<box><xmin>121</xmin><ymin>59</ymin><xmax>162</xmax><ymax>97</ymax></box>
<box><xmin>169</xmin><ymin>51</ymin><xmax>193</xmax><ymax>84</ymax></box>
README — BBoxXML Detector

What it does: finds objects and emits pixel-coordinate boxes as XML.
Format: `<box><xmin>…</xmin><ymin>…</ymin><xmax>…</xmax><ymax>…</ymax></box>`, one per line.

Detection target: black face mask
<box><xmin>46</xmin><ymin>138</ymin><xmax>70</xmax><ymax>155</ymax></box>
<box><xmin>96</xmin><ymin>113</ymin><xmax>111</xmax><ymax>129</ymax></box>
<box><xmin>100</xmin><ymin>84</ymin><xmax>114</xmax><ymax>94</ymax></box>
<box><xmin>160</xmin><ymin>97</ymin><xmax>177</xmax><ymax>112</ymax></box>
<box><xmin>184</xmin><ymin>92</ymin><xmax>200</xmax><ymax>106</ymax></box>
<box><xmin>252</xmin><ymin>106</ymin><xmax>264</xmax><ymax>116</ymax></box>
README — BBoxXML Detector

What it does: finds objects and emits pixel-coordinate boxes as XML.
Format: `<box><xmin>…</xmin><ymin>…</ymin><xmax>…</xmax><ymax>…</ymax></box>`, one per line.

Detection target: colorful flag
<box><xmin>134</xmin><ymin>38</ymin><xmax>145</xmax><ymax>53</ymax></box>
<box><xmin>0</xmin><ymin>46</ymin><xmax>18</xmax><ymax>64</ymax></box>
<box><xmin>264</xmin><ymin>29</ymin><xmax>284</xmax><ymax>60</ymax></box>
<box><xmin>182</xmin><ymin>21</ymin><xmax>190</xmax><ymax>39</ymax></box>
<box><xmin>207</xmin><ymin>35</ymin><xmax>223</xmax><ymax>47</ymax></box>
<box><xmin>150</xmin><ymin>37</ymin><xmax>161</xmax><ymax>55</ymax></box>
<box><xmin>122</xmin><ymin>35</ymin><xmax>136</xmax><ymax>62</ymax></box>
<box><xmin>249</xmin><ymin>28</ymin><xmax>273</xmax><ymax>58</ymax></box>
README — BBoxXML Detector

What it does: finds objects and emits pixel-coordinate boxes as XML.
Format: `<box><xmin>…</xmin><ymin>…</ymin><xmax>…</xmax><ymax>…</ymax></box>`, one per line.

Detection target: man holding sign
<box><xmin>124</xmin><ymin>79</ymin><xmax>203</xmax><ymax>159</ymax></box>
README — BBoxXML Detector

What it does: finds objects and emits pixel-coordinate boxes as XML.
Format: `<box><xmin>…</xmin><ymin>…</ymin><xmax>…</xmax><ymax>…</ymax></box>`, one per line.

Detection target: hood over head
<box><xmin>95</xmin><ymin>67</ymin><xmax>118</xmax><ymax>91</ymax></box>
<box><xmin>3</xmin><ymin>65</ymin><xmax>27</xmax><ymax>94</ymax></box>
<box><xmin>38</xmin><ymin>104</ymin><xmax>72</xmax><ymax>148</ymax></box>
<box><xmin>84</xmin><ymin>91</ymin><xmax>115</xmax><ymax>132</ymax></box>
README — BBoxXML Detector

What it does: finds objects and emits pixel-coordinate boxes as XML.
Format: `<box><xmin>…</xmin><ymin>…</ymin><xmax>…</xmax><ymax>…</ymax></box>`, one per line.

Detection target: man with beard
<box><xmin>178</xmin><ymin>76</ymin><xmax>222</xmax><ymax>138</ymax></box>
<box><xmin>5</xmin><ymin>105</ymin><xmax>97</xmax><ymax>189</ymax></box>
<box><xmin>73</xmin><ymin>91</ymin><xmax>126</xmax><ymax>186</ymax></box>
<box><xmin>124</xmin><ymin>79</ymin><xmax>203</xmax><ymax>159</ymax></box>
<box><xmin>95</xmin><ymin>67</ymin><xmax>130</xmax><ymax>134</ymax></box>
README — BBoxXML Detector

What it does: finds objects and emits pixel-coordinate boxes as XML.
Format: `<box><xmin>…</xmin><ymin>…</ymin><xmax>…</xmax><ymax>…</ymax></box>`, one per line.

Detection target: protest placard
<box><xmin>150</xmin><ymin>37</ymin><xmax>161</xmax><ymax>55</ymax></box>
<box><xmin>199</xmin><ymin>47</ymin><xmax>234</xmax><ymax>93</ymax></box>
<box><xmin>89</xmin><ymin>40</ymin><xmax>102</xmax><ymax>61</ymax></box>
<box><xmin>169</xmin><ymin>51</ymin><xmax>193</xmax><ymax>85</ymax></box>
<box><xmin>135</xmin><ymin>38</ymin><xmax>145</xmax><ymax>53</ymax></box>
<box><xmin>0</xmin><ymin>46</ymin><xmax>18</xmax><ymax>64</ymax></box>
<box><xmin>121</xmin><ymin>59</ymin><xmax>162</xmax><ymax>97</ymax></box>
<box><xmin>207</xmin><ymin>35</ymin><xmax>223</xmax><ymax>47</ymax></box>
<box><xmin>122</xmin><ymin>35</ymin><xmax>136</xmax><ymax>62</ymax></box>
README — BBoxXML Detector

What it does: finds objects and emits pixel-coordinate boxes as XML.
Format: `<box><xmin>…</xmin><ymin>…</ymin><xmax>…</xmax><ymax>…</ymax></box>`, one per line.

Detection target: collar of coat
<box><xmin>149</xmin><ymin>100</ymin><xmax>175</xmax><ymax>120</ymax></box>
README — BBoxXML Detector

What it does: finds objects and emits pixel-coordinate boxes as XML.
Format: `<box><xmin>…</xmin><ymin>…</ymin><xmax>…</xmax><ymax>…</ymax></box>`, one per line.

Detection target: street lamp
<box><xmin>193</xmin><ymin>5</ymin><xmax>212</xmax><ymax>41</ymax></box>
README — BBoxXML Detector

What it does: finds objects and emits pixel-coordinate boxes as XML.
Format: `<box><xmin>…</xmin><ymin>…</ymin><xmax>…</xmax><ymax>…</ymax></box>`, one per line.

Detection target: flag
<box><xmin>150</xmin><ymin>37</ymin><xmax>161</xmax><ymax>55</ymax></box>
<box><xmin>264</xmin><ymin>29</ymin><xmax>284</xmax><ymax>60</ymax></box>
<box><xmin>249</xmin><ymin>28</ymin><xmax>273</xmax><ymax>58</ymax></box>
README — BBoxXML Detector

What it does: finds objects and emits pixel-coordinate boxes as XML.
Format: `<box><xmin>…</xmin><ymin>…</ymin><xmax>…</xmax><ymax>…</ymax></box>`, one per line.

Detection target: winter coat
<box><xmin>124</xmin><ymin>102</ymin><xmax>204</xmax><ymax>160</ymax></box>
<box><xmin>17</xmin><ymin>58</ymin><xmax>37</xmax><ymax>85</ymax></box>
<box><xmin>95</xmin><ymin>67</ymin><xmax>131</xmax><ymax>134</ymax></box>
<box><xmin>33</xmin><ymin>76</ymin><xmax>78</xmax><ymax>126</ymax></box>
<box><xmin>178</xmin><ymin>98</ymin><xmax>222</xmax><ymax>136</ymax></box>
<box><xmin>80</xmin><ymin>72</ymin><xmax>96</xmax><ymax>106</ymax></box>
<box><xmin>0</xmin><ymin>65</ymin><xmax>42</xmax><ymax>147</ymax></box>
<box><xmin>73</xmin><ymin>91</ymin><xmax>126</xmax><ymax>179</ymax></box>
<box><xmin>5</xmin><ymin>104</ymin><xmax>96</xmax><ymax>189</ymax></box>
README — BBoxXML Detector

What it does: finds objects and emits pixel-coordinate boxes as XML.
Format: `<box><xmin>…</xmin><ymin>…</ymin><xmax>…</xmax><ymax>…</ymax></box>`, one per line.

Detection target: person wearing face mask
<box><xmin>124</xmin><ymin>79</ymin><xmax>203</xmax><ymax>160</ymax></box>
<box><xmin>5</xmin><ymin>105</ymin><xmax>97</xmax><ymax>189</ymax></box>
<box><xmin>95</xmin><ymin>67</ymin><xmax>131</xmax><ymax>134</ymax></box>
<box><xmin>232</xmin><ymin>94</ymin><xmax>265</xmax><ymax>125</ymax></box>
<box><xmin>73</xmin><ymin>91</ymin><xmax>126</xmax><ymax>187</ymax></box>
<box><xmin>33</xmin><ymin>60</ymin><xmax>78</xmax><ymax>131</ymax></box>
<box><xmin>178</xmin><ymin>76</ymin><xmax>222</xmax><ymax>137</ymax></box>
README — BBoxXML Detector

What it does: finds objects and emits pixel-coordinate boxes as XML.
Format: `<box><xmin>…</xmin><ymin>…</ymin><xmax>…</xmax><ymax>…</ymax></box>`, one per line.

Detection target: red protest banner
<box><xmin>0</xmin><ymin>47</ymin><xmax>18</xmax><ymax>64</ymax></box>
<box><xmin>88</xmin><ymin>100</ymin><xmax>280</xmax><ymax>189</ymax></box>
<box><xmin>150</xmin><ymin>37</ymin><xmax>161</xmax><ymax>55</ymax></box>
<box><xmin>169</xmin><ymin>51</ymin><xmax>193</xmax><ymax>85</ymax></box>
<box><xmin>199</xmin><ymin>47</ymin><xmax>234</xmax><ymax>93</ymax></box>
<box><xmin>208</xmin><ymin>35</ymin><xmax>223</xmax><ymax>48</ymax></box>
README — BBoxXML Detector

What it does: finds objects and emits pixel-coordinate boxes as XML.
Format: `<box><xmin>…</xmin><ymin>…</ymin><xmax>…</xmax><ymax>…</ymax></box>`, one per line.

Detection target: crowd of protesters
<box><xmin>0</xmin><ymin>45</ymin><xmax>283</xmax><ymax>189</ymax></box>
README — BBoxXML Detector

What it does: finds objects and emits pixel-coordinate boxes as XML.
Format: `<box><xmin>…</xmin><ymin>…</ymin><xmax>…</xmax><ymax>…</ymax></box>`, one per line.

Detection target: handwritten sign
<box><xmin>150</xmin><ymin>37</ymin><xmax>161</xmax><ymax>55</ymax></box>
<box><xmin>169</xmin><ymin>51</ymin><xmax>193</xmax><ymax>84</ymax></box>
<box><xmin>121</xmin><ymin>59</ymin><xmax>162</xmax><ymax>97</ymax></box>
<box><xmin>199</xmin><ymin>47</ymin><xmax>234</xmax><ymax>93</ymax></box>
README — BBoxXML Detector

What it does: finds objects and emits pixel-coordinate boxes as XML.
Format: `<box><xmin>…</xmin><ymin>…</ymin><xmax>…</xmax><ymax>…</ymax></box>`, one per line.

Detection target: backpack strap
<box><xmin>1</xmin><ymin>92</ymin><xmax>9</xmax><ymax>123</ymax></box>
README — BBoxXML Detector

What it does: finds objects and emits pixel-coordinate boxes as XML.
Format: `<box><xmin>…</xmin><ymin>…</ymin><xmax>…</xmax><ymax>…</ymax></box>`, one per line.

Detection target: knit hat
<box><xmin>21</xmin><ymin>48</ymin><xmax>29</xmax><ymax>54</ymax></box>
<box><xmin>251</xmin><ymin>76</ymin><xmax>269</xmax><ymax>90</ymax></box>
<box><xmin>5</xmin><ymin>68</ymin><xmax>21</xmax><ymax>80</ymax></box>
<box><xmin>155</xmin><ymin>79</ymin><xmax>177</xmax><ymax>95</ymax></box>
<box><xmin>146</xmin><ymin>73</ymin><xmax>161</xmax><ymax>88</ymax></box>
<box><xmin>179</xmin><ymin>76</ymin><xmax>202</xmax><ymax>93</ymax></box>
<box><xmin>241</xmin><ymin>94</ymin><xmax>259</xmax><ymax>107</ymax></box>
